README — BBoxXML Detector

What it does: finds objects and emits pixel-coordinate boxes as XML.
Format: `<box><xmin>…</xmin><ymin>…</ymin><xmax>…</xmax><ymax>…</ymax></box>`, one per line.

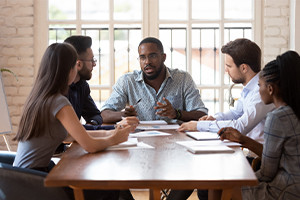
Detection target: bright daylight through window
<box><xmin>47</xmin><ymin>0</ymin><xmax>259</xmax><ymax>114</ymax></box>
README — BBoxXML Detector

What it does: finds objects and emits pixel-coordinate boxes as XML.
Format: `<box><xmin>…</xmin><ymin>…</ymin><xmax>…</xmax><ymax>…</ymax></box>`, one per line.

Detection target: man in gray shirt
<box><xmin>101</xmin><ymin>37</ymin><xmax>208</xmax><ymax>123</ymax></box>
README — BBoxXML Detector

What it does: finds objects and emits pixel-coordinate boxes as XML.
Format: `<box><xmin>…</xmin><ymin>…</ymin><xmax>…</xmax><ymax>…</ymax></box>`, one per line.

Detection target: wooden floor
<box><xmin>131</xmin><ymin>190</ymin><xmax>199</xmax><ymax>200</ymax></box>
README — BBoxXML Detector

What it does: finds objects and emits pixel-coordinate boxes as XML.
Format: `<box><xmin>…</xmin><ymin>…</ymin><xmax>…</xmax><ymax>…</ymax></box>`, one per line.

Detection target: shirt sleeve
<box><xmin>100</xmin><ymin>75</ymin><xmax>128</xmax><ymax>112</ymax></box>
<box><xmin>82</xmin><ymin>93</ymin><xmax>103</xmax><ymax>125</ymax></box>
<box><xmin>256</xmin><ymin>112</ymin><xmax>283</xmax><ymax>182</ymax></box>
<box><xmin>197</xmin><ymin>92</ymin><xmax>274</xmax><ymax>134</ymax></box>
<box><xmin>183</xmin><ymin>72</ymin><xmax>208</xmax><ymax>114</ymax></box>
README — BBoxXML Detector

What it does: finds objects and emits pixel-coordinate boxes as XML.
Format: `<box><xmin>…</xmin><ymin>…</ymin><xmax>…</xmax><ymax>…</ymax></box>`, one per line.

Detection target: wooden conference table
<box><xmin>44</xmin><ymin>129</ymin><xmax>257</xmax><ymax>200</ymax></box>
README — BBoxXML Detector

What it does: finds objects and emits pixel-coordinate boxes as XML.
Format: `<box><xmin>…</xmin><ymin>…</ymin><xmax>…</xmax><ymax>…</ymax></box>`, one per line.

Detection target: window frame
<box><xmin>34</xmin><ymin>0</ymin><xmax>262</xmax><ymax>113</ymax></box>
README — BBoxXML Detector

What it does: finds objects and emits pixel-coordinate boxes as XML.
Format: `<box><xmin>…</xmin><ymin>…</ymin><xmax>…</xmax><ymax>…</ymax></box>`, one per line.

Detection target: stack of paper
<box><xmin>137</xmin><ymin>120</ymin><xmax>179</xmax><ymax>130</ymax></box>
<box><xmin>185</xmin><ymin>145</ymin><xmax>235</xmax><ymax>154</ymax></box>
<box><xmin>176</xmin><ymin>140</ymin><xmax>240</xmax><ymax>154</ymax></box>
<box><xmin>185</xmin><ymin>131</ymin><xmax>219</xmax><ymax>140</ymax></box>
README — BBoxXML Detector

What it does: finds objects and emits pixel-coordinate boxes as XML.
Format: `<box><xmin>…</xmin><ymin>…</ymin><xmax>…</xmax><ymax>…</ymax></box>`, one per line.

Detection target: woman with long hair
<box><xmin>219</xmin><ymin>50</ymin><xmax>300</xmax><ymax>199</ymax></box>
<box><xmin>13</xmin><ymin>43</ymin><xmax>138</xmax><ymax>199</ymax></box>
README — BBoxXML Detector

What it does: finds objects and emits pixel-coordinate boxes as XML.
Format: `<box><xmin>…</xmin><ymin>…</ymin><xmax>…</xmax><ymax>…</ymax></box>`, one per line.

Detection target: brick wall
<box><xmin>0</xmin><ymin>0</ymin><xmax>292</xmax><ymax>151</ymax></box>
<box><xmin>264</xmin><ymin>0</ymin><xmax>290</xmax><ymax>63</ymax></box>
<box><xmin>0</xmin><ymin>0</ymin><xmax>34</xmax><ymax>150</ymax></box>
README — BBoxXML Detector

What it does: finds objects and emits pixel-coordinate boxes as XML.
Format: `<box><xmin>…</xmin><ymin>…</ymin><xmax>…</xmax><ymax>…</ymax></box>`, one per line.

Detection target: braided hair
<box><xmin>261</xmin><ymin>51</ymin><xmax>300</xmax><ymax>119</ymax></box>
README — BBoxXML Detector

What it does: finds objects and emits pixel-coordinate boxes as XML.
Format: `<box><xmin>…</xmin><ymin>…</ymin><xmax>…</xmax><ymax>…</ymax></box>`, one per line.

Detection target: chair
<box><xmin>0</xmin><ymin>151</ymin><xmax>72</xmax><ymax>200</ymax></box>
<box><xmin>251</xmin><ymin>156</ymin><xmax>261</xmax><ymax>172</ymax></box>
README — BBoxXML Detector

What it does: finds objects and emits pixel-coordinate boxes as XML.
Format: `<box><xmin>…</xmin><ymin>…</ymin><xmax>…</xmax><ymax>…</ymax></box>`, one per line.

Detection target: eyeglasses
<box><xmin>137</xmin><ymin>53</ymin><xmax>162</xmax><ymax>62</ymax></box>
<box><xmin>79</xmin><ymin>57</ymin><xmax>97</xmax><ymax>64</ymax></box>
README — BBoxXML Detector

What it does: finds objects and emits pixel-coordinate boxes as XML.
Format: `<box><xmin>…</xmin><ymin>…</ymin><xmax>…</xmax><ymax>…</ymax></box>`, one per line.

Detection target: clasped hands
<box><xmin>121</xmin><ymin>97</ymin><xmax>177</xmax><ymax>119</ymax></box>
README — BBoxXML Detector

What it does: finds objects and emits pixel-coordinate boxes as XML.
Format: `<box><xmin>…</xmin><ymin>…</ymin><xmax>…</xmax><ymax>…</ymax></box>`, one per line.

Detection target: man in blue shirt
<box><xmin>101</xmin><ymin>37</ymin><xmax>208</xmax><ymax>123</ymax></box>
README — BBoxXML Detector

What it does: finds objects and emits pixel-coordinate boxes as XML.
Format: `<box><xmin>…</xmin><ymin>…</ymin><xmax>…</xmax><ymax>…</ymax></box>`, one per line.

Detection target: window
<box><xmin>42</xmin><ymin>0</ymin><xmax>262</xmax><ymax>114</ymax></box>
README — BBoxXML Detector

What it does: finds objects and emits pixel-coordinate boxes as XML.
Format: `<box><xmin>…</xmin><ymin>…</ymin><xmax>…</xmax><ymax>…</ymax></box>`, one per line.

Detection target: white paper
<box><xmin>108</xmin><ymin>138</ymin><xmax>138</xmax><ymax>149</ymax></box>
<box><xmin>176</xmin><ymin>140</ymin><xmax>241</xmax><ymax>147</ymax></box>
<box><xmin>136</xmin><ymin>124</ymin><xmax>180</xmax><ymax>130</ymax></box>
<box><xmin>106</xmin><ymin>141</ymin><xmax>154</xmax><ymax>151</ymax></box>
<box><xmin>186</xmin><ymin>145</ymin><xmax>235</xmax><ymax>154</ymax></box>
<box><xmin>139</xmin><ymin>120</ymin><xmax>167</xmax><ymax>125</ymax></box>
<box><xmin>185</xmin><ymin>131</ymin><xmax>219</xmax><ymax>140</ymax></box>
<box><xmin>129</xmin><ymin>131</ymin><xmax>171</xmax><ymax>138</ymax></box>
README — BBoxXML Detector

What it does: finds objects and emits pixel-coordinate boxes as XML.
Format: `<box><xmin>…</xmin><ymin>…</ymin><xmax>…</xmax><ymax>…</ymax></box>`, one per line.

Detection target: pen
<box><xmin>133</xmin><ymin>98</ymin><xmax>142</xmax><ymax>108</ymax></box>
<box><xmin>215</xmin><ymin>120</ymin><xmax>233</xmax><ymax>137</ymax></box>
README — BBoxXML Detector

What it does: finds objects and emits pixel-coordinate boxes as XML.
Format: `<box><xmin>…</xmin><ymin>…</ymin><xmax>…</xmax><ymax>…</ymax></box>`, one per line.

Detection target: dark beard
<box><xmin>232</xmin><ymin>78</ymin><xmax>244</xmax><ymax>84</ymax></box>
<box><xmin>143</xmin><ymin>64</ymin><xmax>163</xmax><ymax>80</ymax></box>
<box><xmin>79</xmin><ymin>65</ymin><xmax>92</xmax><ymax>80</ymax></box>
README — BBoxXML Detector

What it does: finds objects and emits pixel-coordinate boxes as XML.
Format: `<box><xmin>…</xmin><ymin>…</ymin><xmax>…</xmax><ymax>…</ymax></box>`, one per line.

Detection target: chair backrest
<box><xmin>0</xmin><ymin>151</ymin><xmax>71</xmax><ymax>200</ymax></box>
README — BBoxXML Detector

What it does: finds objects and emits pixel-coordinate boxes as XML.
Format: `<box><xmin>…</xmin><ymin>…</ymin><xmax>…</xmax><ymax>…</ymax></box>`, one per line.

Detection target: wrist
<box><xmin>87</xmin><ymin>119</ymin><xmax>99</xmax><ymax>125</ymax></box>
<box><xmin>175</xmin><ymin>109</ymin><xmax>182</xmax><ymax>119</ymax></box>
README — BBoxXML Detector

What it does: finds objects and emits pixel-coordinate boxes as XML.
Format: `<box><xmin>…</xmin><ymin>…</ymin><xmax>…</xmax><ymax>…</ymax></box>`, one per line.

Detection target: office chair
<box><xmin>0</xmin><ymin>151</ymin><xmax>71</xmax><ymax>200</ymax></box>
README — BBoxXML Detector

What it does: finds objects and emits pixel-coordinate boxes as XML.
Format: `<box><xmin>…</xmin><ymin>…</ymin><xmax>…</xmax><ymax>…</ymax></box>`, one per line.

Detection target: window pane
<box><xmin>82</xmin><ymin>0</ymin><xmax>109</xmax><ymax>20</ymax></box>
<box><xmin>48</xmin><ymin>25</ymin><xmax>76</xmax><ymax>44</ymax></box>
<box><xmin>48</xmin><ymin>0</ymin><xmax>76</xmax><ymax>20</ymax></box>
<box><xmin>91</xmin><ymin>89</ymin><xmax>110</xmax><ymax>108</ymax></box>
<box><xmin>224</xmin><ymin>0</ymin><xmax>253</xmax><ymax>19</ymax></box>
<box><xmin>223</xmin><ymin>86</ymin><xmax>242</xmax><ymax>112</ymax></box>
<box><xmin>114</xmin><ymin>25</ymin><xmax>141</xmax><ymax>82</ymax></box>
<box><xmin>114</xmin><ymin>0</ymin><xmax>141</xmax><ymax>20</ymax></box>
<box><xmin>191</xmin><ymin>24</ymin><xmax>220</xmax><ymax>85</ymax></box>
<box><xmin>192</xmin><ymin>0</ymin><xmax>219</xmax><ymax>20</ymax></box>
<box><xmin>200</xmin><ymin>89</ymin><xmax>220</xmax><ymax>114</ymax></box>
<box><xmin>82</xmin><ymin>25</ymin><xmax>110</xmax><ymax>86</ymax></box>
<box><xmin>159</xmin><ymin>0</ymin><xmax>187</xmax><ymax>20</ymax></box>
<box><xmin>159</xmin><ymin>25</ymin><xmax>187</xmax><ymax>71</ymax></box>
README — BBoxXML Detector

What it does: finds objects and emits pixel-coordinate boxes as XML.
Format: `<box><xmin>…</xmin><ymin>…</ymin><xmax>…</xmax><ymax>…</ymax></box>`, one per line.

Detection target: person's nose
<box><xmin>225</xmin><ymin>66</ymin><xmax>228</xmax><ymax>73</ymax></box>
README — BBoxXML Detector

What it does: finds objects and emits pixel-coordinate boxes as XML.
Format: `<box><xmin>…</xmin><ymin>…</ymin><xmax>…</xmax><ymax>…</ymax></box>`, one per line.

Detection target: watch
<box><xmin>87</xmin><ymin>119</ymin><xmax>99</xmax><ymax>125</ymax></box>
<box><xmin>175</xmin><ymin>109</ymin><xmax>182</xmax><ymax>119</ymax></box>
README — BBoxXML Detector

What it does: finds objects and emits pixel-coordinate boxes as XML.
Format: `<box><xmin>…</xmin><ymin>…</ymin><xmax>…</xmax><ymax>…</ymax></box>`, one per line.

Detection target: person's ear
<box><xmin>162</xmin><ymin>53</ymin><xmax>166</xmax><ymax>62</ymax></box>
<box><xmin>240</xmin><ymin>64</ymin><xmax>248</xmax><ymax>73</ymax></box>
<box><xmin>76</xmin><ymin>60</ymin><xmax>84</xmax><ymax>70</ymax></box>
<box><xmin>267</xmin><ymin>84</ymin><xmax>274</xmax><ymax>96</ymax></box>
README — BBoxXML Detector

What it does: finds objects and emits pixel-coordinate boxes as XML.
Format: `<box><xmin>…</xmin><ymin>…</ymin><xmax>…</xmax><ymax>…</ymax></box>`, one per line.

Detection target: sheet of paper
<box><xmin>186</xmin><ymin>145</ymin><xmax>235</xmax><ymax>154</ymax></box>
<box><xmin>136</xmin><ymin>124</ymin><xmax>180</xmax><ymax>130</ymax></box>
<box><xmin>139</xmin><ymin>120</ymin><xmax>167</xmax><ymax>125</ymax></box>
<box><xmin>108</xmin><ymin>138</ymin><xmax>138</xmax><ymax>149</ymax></box>
<box><xmin>106</xmin><ymin>141</ymin><xmax>154</xmax><ymax>151</ymax></box>
<box><xmin>129</xmin><ymin>131</ymin><xmax>171</xmax><ymax>138</ymax></box>
<box><xmin>176</xmin><ymin>140</ymin><xmax>241</xmax><ymax>147</ymax></box>
<box><xmin>185</xmin><ymin>131</ymin><xmax>219</xmax><ymax>140</ymax></box>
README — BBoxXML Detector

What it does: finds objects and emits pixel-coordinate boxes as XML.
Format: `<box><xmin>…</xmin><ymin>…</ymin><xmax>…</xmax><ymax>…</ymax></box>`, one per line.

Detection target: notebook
<box><xmin>186</xmin><ymin>131</ymin><xmax>219</xmax><ymax>140</ymax></box>
<box><xmin>185</xmin><ymin>145</ymin><xmax>235</xmax><ymax>154</ymax></box>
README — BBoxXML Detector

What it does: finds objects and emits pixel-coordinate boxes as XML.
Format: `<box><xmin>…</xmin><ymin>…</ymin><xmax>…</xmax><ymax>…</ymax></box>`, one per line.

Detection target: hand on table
<box><xmin>199</xmin><ymin>115</ymin><xmax>216</xmax><ymax>121</ymax></box>
<box><xmin>177</xmin><ymin>121</ymin><xmax>198</xmax><ymax>132</ymax></box>
<box><xmin>154</xmin><ymin>97</ymin><xmax>177</xmax><ymax>119</ymax></box>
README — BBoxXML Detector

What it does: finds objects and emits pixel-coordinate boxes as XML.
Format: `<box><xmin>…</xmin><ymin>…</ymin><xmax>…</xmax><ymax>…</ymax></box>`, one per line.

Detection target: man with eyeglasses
<box><xmin>101</xmin><ymin>37</ymin><xmax>208</xmax><ymax>123</ymax></box>
<box><xmin>64</xmin><ymin>35</ymin><xmax>104</xmax><ymax>128</ymax></box>
<box><xmin>64</xmin><ymin>35</ymin><xmax>138</xmax><ymax>200</ymax></box>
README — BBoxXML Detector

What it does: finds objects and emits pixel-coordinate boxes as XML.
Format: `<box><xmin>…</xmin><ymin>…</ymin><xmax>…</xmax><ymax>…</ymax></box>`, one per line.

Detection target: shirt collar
<box><xmin>241</xmin><ymin>73</ymin><xmax>259</xmax><ymax>98</ymax></box>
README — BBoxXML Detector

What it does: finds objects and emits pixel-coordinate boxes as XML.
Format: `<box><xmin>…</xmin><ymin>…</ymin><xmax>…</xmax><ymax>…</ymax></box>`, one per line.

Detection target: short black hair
<box><xmin>138</xmin><ymin>37</ymin><xmax>164</xmax><ymax>53</ymax></box>
<box><xmin>221</xmin><ymin>38</ymin><xmax>261</xmax><ymax>73</ymax></box>
<box><xmin>64</xmin><ymin>35</ymin><xmax>92</xmax><ymax>55</ymax></box>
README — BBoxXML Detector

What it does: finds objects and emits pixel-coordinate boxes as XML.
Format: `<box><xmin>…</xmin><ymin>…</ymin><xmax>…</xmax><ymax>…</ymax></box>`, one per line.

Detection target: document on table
<box><xmin>130</xmin><ymin>131</ymin><xmax>171</xmax><ymax>138</ymax></box>
<box><xmin>177</xmin><ymin>140</ymin><xmax>237</xmax><ymax>154</ymax></box>
<box><xmin>176</xmin><ymin>140</ymin><xmax>241</xmax><ymax>147</ymax></box>
<box><xmin>139</xmin><ymin>120</ymin><xmax>167</xmax><ymax>125</ymax></box>
<box><xmin>137</xmin><ymin>124</ymin><xmax>180</xmax><ymax>130</ymax></box>
<box><xmin>106</xmin><ymin>138</ymin><xmax>154</xmax><ymax>150</ymax></box>
<box><xmin>185</xmin><ymin>145</ymin><xmax>235</xmax><ymax>154</ymax></box>
<box><xmin>185</xmin><ymin>131</ymin><xmax>219</xmax><ymax>140</ymax></box>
